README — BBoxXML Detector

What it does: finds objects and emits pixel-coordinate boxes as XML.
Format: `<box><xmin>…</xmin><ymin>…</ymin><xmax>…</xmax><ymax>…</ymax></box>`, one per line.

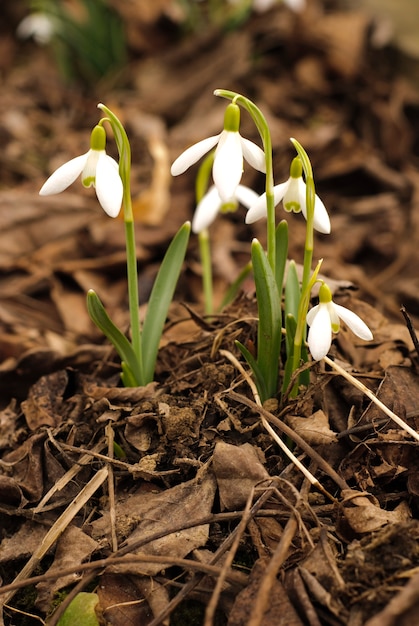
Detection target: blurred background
<box><xmin>1</xmin><ymin>0</ymin><xmax>419</xmax><ymax>366</ymax></box>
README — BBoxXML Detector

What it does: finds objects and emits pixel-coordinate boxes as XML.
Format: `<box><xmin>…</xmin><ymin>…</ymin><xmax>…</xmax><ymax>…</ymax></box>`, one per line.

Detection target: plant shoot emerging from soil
<box><xmin>40</xmin><ymin>104</ymin><xmax>190</xmax><ymax>387</ymax></box>
<box><xmin>171</xmin><ymin>89</ymin><xmax>373</xmax><ymax>402</ymax></box>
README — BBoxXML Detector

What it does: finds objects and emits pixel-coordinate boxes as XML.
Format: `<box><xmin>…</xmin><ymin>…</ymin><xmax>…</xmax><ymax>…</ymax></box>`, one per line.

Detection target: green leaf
<box><xmin>284</xmin><ymin>260</ymin><xmax>300</xmax><ymax>325</ymax></box>
<box><xmin>219</xmin><ymin>261</ymin><xmax>252</xmax><ymax>311</ymax></box>
<box><xmin>57</xmin><ymin>592</ymin><xmax>100</xmax><ymax>626</ymax></box>
<box><xmin>141</xmin><ymin>222</ymin><xmax>191</xmax><ymax>384</ymax></box>
<box><xmin>282</xmin><ymin>313</ymin><xmax>297</xmax><ymax>396</ymax></box>
<box><xmin>235</xmin><ymin>340</ymin><xmax>269</xmax><ymax>402</ymax></box>
<box><xmin>251</xmin><ymin>239</ymin><xmax>282</xmax><ymax>401</ymax></box>
<box><xmin>86</xmin><ymin>289</ymin><xmax>141</xmax><ymax>385</ymax></box>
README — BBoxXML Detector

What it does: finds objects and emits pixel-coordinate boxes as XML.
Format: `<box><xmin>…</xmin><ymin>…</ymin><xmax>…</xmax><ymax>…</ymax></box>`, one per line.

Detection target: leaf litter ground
<box><xmin>1</xmin><ymin>1</ymin><xmax>419</xmax><ymax>624</ymax></box>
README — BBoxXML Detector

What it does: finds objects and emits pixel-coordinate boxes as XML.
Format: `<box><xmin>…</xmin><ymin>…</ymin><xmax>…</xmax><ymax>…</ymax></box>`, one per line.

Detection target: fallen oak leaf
<box><xmin>341</xmin><ymin>488</ymin><xmax>411</xmax><ymax>533</ymax></box>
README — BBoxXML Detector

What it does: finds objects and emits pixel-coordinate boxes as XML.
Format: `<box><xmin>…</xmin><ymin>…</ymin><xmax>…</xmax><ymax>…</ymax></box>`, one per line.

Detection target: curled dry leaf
<box><xmin>285</xmin><ymin>410</ymin><xmax>338</xmax><ymax>446</ymax></box>
<box><xmin>341</xmin><ymin>489</ymin><xmax>411</xmax><ymax>533</ymax></box>
<box><xmin>212</xmin><ymin>441</ymin><xmax>270</xmax><ymax>511</ymax></box>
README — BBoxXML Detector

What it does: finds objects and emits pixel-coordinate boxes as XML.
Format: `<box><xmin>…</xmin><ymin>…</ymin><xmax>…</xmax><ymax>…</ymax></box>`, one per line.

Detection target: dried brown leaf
<box><xmin>90</xmin><ymin>470</ymin><xmax>216</xmax><ymax>575</ymax></box>
<box><xmin>212</xmin><ymin>442</ymin><xmax>270</xmax><ymax>511</ymax></box>
<box><xmin>35</xmin><ymin>526</ymin><xmax>98</xmax><ymax>611</ymax></box>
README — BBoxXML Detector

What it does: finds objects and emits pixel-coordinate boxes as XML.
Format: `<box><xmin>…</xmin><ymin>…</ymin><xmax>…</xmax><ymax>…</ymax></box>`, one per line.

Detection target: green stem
<box><xmin>98</xmin><ymin>103</ymin><xmax>144</xmax><ymax>383</ymax></box>
<box><xmin>214</xmin><ymin>89</ymin><xmax>275</xmax><ymax>272</ymax></box>
<box><xmin>124</xmin><ymin>212</ymin><xmax>143</xmax><ymax>381</ymax></box>
<box><xmin>199</xmin><ymin>229</ymin><xmax>214</xmax><ymax>315</ymax></box>
<box><xmin>289</xmin><ymin>140</ymin><xmax>316</xmax><ymax>396</ymax></box>
<box><xmin>195</xmin><ymin>153</ymin><xmax>215</xmax><ymax>315</ymax></box>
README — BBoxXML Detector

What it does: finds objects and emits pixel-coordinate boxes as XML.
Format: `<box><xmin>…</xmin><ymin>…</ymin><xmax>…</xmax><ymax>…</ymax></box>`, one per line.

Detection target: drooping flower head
<box><xmin>192</xmin><ymin>184</ymin><xmax>259</xmax><ymax>233</ymax></box>
<box><xmin>171</xmin><ymin>102</ymin><xmax>266</xmax><ymax>204</ymax></box>
<box><xmin>306</xmin><ymin>283</ymin><xmax>373</xmax><ymax>361</ymax></box>
<box><xmin>246</xmin><ymin>156</ymin><xmax>331</xmax><ymax>234</ymax></box>
<box><xmin>39</xmin><ymin>123</ymin><xmax>123</xmax><ymax>218</ymax></box>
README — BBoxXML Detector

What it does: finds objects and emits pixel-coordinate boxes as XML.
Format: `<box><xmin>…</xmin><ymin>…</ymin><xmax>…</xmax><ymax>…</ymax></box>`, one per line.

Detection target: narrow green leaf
<box><xmin>219</xmin><ymin>261</ymin><xmax>252</xmax><ymax>311</ymax></box>
<box><xmin>235</xmin><ymin>340</ymin><xmax>268</xmax><ymax>403</ymax></box>
<box><xmin>142</xmin><ymin>222</ymin><xmax>191</xmax><ymax>384</ymax></box>
<box><xmin>282</xmin><ymin>313</ymin><xmax>297</xmax><ymax>396</ymax></box>
<box><xmin>251</xmin><ymin>239</ymin><xmax>282</xmax><ymax>401</ymax></box>
<box><xmin>285</xmin><ymin>260</ymin><xmax>300</xmax><ymax>323</ymax></box>
<box><xmin>86</xmin><ymin>290</ymin><xmax>141</xmax><ymax>386</ymax></box>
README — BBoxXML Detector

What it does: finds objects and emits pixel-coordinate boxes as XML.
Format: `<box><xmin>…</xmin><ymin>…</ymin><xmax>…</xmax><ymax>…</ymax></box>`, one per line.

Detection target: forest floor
<box><xmin>1</xmin><ymin>1</ymin><xmax>419</xmax><ymax>624</ymax></box>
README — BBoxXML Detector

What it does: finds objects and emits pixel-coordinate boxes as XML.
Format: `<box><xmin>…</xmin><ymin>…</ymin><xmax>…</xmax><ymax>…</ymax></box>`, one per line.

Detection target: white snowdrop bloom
<box><xmin>17</xmin><ymin>12</ymin><xmax>56</xmax><ymax>45</ymax></box>
<box><xmin>39</xmin><ymin>124</ymin><xmax>123</xmax><ymax>218</ymax></box>
<box><xmin>193</xmin><ymin>184</ymin><xmax>259</xmax><ymax>233</ymax></box>
<box><xmin>227</xmin><ymin>0</ymin><xmax>305</xmax><ymax>13</ymax></box>
<box><xmin>171</xmin><ymin>103</ymin><xmax>265</xmax><ymax>204</ymax></box>
<box><xmin>306</xmin><ymin>283</ymin><xmax>373</xmax><ymax>361</ymax></box>
<box><xmin>245</xmin><ymin>156</ymin><xmax>331</xmax><ymax>234</ymax></box>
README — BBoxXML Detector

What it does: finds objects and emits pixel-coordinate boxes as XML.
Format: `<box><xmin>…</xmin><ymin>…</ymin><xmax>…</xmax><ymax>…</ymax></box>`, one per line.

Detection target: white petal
<box><xmin>307</xmin><ymin>304</ymin><xmax>332</xmax><ymax>361</ymax></box>
<box><xmin>39</xmin><ymin>153</ymin><xmax>88</xmax><ymax>196</ymax></box>
<box><xmin>171</xmin><ymin>135</ymin><xmax>220</xmax><ymax>176</ymax></box>
<box><xmin>283</xmin><ymin>177</ymin><xmax>303</xmax><ymax>213</ymax></box>
<box><xmin>213</xmin><ymin>131</ymin><xmax>243</xmax><ymax>202</ymax></box>
<box><xmin>273</xmin><ymin>180</ymin><xmax>291</xmax><ymax>206</ymax></box>
<box><xmin>245</xmin><ymin>180</ymin><xmax>290</xmax><ymax>224</ymax></box>
<box><xmin>284</xmin><ymin>0</ymin><xmax>306</xmax><ymax>12</ymax></box>
<box><xmin>245</xmin><ymin>193</ymin><xmax>268</xmax><ymax>223</ymax></box>
<box><xmin>328</xmin><ymin>301</ymin><xmax>340</xmax><ymax>332</ymax></box>
<box><xmin>334</xmin><ymin>304</ymin><xmax>373</xmax><ymax>341</ymax></box>
<box><xmin>306</xmin><ymin>304</ymin><xmax>320</xmax><ymax>327</ymax></box>
<box><xmin>313</xmin><ymin>195</ymin><xmax>331</xmax><ymax>234</ymax></box>
<box><xmin>192</xmin><ymin>186</ymin><xmax>221</xmax><ymax>233</ymax></box>
<box><xmin>234</xmin><ymin>184</ymin><xmax>260</xmax><ymax>209</ymax></box>
<box><xmin>241</xmin><ymin>137</ymin><xmax>266</xmax><ymax>173</ymax></box>
<box><xmin>298</xmin><ymin>180</ymin><xmax>331</xmax><ymax>234</ymax></box>
<box><xmin>95</xmin><ymin>154</ymin><xmax>123</xmax><ymax>217</ymax></box>
<box><xmin>82</xmin><ymin>149</ymin><xmax>101</xmax><ymax>188</ymax></box>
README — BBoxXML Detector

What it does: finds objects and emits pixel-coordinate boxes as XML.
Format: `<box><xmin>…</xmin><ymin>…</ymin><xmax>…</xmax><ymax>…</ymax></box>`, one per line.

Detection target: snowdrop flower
<box><xmin>306</xmin><ymin>283</ymin><xmax>373</xmax><ymax>361</ymax></box>
<box><xmin>17</xmin><ymin>12</ymin><xmax>56</xmax><ymax>45</ymax></box>
<box><xmin>246</xmin><ymin>157</ymin><xmax>331</xmax><ymax>234</ymax></box>
<box><xmin>39</xmin><ymin>124</ymin><xmax>123</xmax><ymax>218</ymax></box>
<box><xmin>171</xmin><ymin>103</ymin><xmax>265</xmax><ymax>204</ymax></box>
<box><xmin>227</xmin><ymin>0</ymin><xmax>305</xmax><ymax>13</ymax></box>
<box><xmin>193</xmin><ymin>184</ymin><xmax>259</xmax><ymax>233</ymax></box>
<box><xmin>253</xmin><ymin>0</ymin><xmax>305</xmax><ymax>12</ymax></box>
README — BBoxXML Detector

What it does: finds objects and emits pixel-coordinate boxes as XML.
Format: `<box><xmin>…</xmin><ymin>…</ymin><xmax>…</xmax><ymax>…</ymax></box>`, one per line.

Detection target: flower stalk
<box><xmin>98</xmin><ymin>104</ymin><xmax>143</xmax><ymax>380</ymax></box>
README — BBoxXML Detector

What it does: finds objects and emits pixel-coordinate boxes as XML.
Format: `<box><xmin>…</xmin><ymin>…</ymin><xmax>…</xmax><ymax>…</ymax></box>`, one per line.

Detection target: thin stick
<box><xmin>323</xmin><ymin>355</ymin><xmax>419</xmax><ymax>443</ymax></box>
<box><xmin>1</xmin><ymin>468</ymin><xmax>108</xmax><ymax>615</ymax></box>
<box><xmin>219</xmin><ymin>350</ymin><xmax>327</xmax><ymax>492</ymax></box>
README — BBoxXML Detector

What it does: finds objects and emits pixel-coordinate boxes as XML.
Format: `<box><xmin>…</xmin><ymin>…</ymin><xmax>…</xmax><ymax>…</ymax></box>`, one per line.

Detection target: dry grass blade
<box><xmin>0</xmin><ymin>467</ymin><xmax>108</xmax><ymax>619</ymax></box>
<box><xmin>323</xmin><ymin>356</ymin><xmax>419</xmax><ymax>443</ymax></box>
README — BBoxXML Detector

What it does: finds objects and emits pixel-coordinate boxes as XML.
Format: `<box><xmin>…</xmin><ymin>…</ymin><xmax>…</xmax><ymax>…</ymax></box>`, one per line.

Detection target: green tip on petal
<box><xmin>90</xmin><ymin>125</ymin><xmax>106</xmax><ymax>151</ymax></box>
<box><xmin>284</xmin><ymin>201</ymin><xmax>301</xmax><ymax>213</ymax></box>
<box><xmin>289</xmin><ymin>156</ymin><xmax>302</xmax><ymax>179</ymax></box>
<box><xmin>220</xmin><ymin>200</ymin><xmax>238</xmax><ymax>214</ymax></box>
<box><xmin>318</xmin><ymin>282</ymin><xmax>332</xmax><ymax>303</ymax></box>
<box><xmin>223</xmin><ymin>103</ymin><xmax>240</xmax><ymax>133</ymax></box>
<box><xmin>82</xmin><ymin>175</ymin><xmax>95</xmax><ymax>188</ymax></box>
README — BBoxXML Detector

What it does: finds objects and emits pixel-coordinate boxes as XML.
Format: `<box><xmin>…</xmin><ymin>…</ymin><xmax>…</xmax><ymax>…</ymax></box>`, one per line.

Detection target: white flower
<box><xmin>171</xmin><ymin>103</ymin><xmax>265</xmax><ymax>203</ymax></box>
<box><xmin>245</xmin><ymin>157</ymin><xmax>331</xmax><ymax>234</ymax></box>
<box><xmin>193</xmin><ymin>184</ymin><xmax>259</xmax><ymax>233</ymax></box>
<box><xmin>306</xmin><ymin>283</ymin><xmax>373</xmax><ymax>361</ymax></box>
<box><xmin>39</xmin><ymin>124</ymin><xmax>123</xmax><ymax>218</ymax></box>
<box><xmin>17</xmin><ymin>13</ymin><xmax>56</xmax><ymax>45</ymax></box>
<box><xmin>253</xmin><ymin>0</ymin><xmax>306</xmax><ymax>12</ymax></box>
<box><xmin>227</xmin><ymin>0</ymin><xmax>305</xmax><ymax>12</ymax></box>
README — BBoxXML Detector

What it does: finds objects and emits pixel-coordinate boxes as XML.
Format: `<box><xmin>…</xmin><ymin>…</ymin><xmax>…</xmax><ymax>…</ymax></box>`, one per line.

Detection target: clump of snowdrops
<box><xmin>171</xmin><ymin>89</ymin><xmax>373</xmax><ymax>402</ymax></box>
<box><xmin>39</xmin><ymin>92</ymin><xmax>372</xmax><ymax>400</ymax></box>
